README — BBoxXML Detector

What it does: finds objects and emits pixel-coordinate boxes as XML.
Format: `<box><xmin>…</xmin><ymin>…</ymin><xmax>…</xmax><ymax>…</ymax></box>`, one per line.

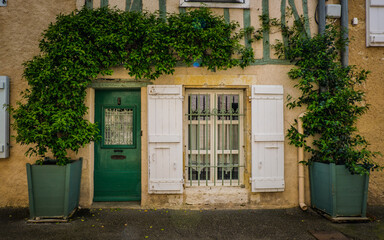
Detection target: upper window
<box><xmin>366</xmin><ymin>0</ymin><xmax>384</xmax><ymax>46</ymax></box>
<box><xmin>184</xmin><ymin>89</ymin><xmax>244</xmax><ymax>187</ymax></box>
<box><xmin>180</xmin><ymin>0</ymin><xmax>249</xmax><ymax>9</ymax></box>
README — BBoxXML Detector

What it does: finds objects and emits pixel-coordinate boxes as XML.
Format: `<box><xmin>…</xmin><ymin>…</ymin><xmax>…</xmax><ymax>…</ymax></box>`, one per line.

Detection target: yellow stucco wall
<box><xmin>108</xmin><ymin>65</ymin><xmax>306</xmax><ymax>209</ymax></box>
<box><xmin>2</xmin><ymin>0</ymin><xmax>382</xmax><ymax>209</ymax></box>
<box><xmin>349</xmin><ymin>0</ymin><xmax>384</xmax><ymax>205</ymax></box>
<box><xmin>0</xmin><ymin>0</ymin><xmax>77</xmax><ymax>207</ymax></box>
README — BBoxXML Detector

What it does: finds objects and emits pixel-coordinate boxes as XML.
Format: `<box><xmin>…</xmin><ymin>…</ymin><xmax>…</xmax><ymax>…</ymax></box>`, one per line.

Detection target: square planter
<box><xmin>26</xmin><ymin>158</ymin><xmax>83</xmax><ymax>221</ymax></box>
<box><xmin>309</xmin><ymin>162</ymin><xmax>369</xmax><ymax>219</ymax></box>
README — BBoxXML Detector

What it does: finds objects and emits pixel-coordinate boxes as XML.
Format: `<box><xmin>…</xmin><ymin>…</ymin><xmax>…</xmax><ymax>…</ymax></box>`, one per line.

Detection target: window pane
<box><xmin>188</xmin><ymin>154</ymin><xmax>211</xmax><ymax>181</ymax></box>
<box><xmin>188</xmin><ymin>124</ymin><xmax>211</xmax><ymax>150</ymax></box>
<box><xmin>218</xmin><ymin>154</ymin><xmax>239</xmax><ymax>180</ymax></box>
<box><xmin>217</xmin><ymin>94</ymin><xmax>239</xmax><ymax>120</ymax></box>
<box><xmin>188</xmin><ymin>94</ymin><xmax>210</xmax><ymax>120</ymax></box>
<box><xmin>218</xmin><ymin>124</ymin><xmax>239</xmax><ymax>150</ymax></box>
<box><xmin>104</xmin><ymin>108</ymin><xmax>133</xmax><ymax>145</ymax></box>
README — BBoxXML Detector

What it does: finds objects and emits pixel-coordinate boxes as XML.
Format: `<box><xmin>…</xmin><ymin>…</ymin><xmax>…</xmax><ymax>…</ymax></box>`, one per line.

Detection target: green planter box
<box><xmin>309</xmin><ymin>162</ymin><xmax>369</xmax><ymax>218</ymax></box>
<box><xmin>26</xmin><ymin>158</ymin><xmax>83</xmax><ymax>220</ymax></box>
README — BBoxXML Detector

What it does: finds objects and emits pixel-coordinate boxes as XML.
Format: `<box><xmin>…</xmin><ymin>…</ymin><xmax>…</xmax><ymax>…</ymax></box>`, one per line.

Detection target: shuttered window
<box><xmin>185</xmin><ymin>89</ymin><xmax>244</xmax><ymax>186</ymax></box>
<box><xmin>148</xmin><ymin>85</ymin><xmax>284</xmax><ymax>192</ymax></box>
<box><xmin>251</xmin><ymin>85</ymin><xmax>285</xmax><ymax>192</ymax></box>
<box><xmin>367</xmin><ymin>0</ymin><xmax>384</xmax><ymax>46</ymax></box>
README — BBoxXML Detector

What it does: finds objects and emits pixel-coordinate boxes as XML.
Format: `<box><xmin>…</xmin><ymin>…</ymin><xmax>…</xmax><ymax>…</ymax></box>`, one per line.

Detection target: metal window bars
<box><xmin>104</xmin><ymin>108</ymin><xmax>133</xmax><ymax>145</ymax></box>
<box><xmin>186</xmin><ymin>93</ymin><xmax>244</xmax><ymax>186</ymax></box>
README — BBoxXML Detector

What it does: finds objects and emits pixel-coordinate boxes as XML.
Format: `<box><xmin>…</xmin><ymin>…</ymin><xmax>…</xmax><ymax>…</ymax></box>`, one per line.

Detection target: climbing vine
<box><xmin>11</xmin><ymin>7</ymin><xmax>255</xmax><ymax>165</ymax></box>
<box><xmin>272</xmin><ymin>17</ymin><xmax>382</xmax><ymax>175</ymax></box>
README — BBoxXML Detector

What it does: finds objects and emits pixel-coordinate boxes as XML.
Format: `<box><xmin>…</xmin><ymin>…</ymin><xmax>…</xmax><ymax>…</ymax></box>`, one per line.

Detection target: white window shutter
<box><xmin>0</xmin><ymin>76</ymin><xmax>10</xmax><ymax>158</ymax></box>
<box><xmin>367</xmin><ymin>0</ymin><xmax>384</xmax><ymax>46</ymax></box>
<box><xmin>371</xmin><ymin>0</ymin><xmax>384</xmax><ymax>6</ymax></box>
<box><xmin>251</xmin><ymin>85</ymin><xmax>285</xmax><ymax>192</ymax></box>
<box><xmin>148</xmin><ymin>85</ymin><xmax>183</xmax><ymax>194</ymax></box>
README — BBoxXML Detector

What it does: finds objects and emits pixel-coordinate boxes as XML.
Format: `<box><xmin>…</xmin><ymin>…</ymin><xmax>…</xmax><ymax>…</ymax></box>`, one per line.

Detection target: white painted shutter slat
<box><xmin>251</xmin><ymin>85</ymin><xmax>285</xmax><ymax>192</ymax></box>
<box><xmin>371</xmin><ymin>34</ymin><xmax>384</xmax><ymax>43</ymax></box>
<box><xmin>367</xmin><ymin>1</ymin><xmax>384</xmax><ymax>46</ymax></box>
<box><xmin>148</xmin><ymin>85</ymin><xmax>183</xmax><ymax>194</ymax></box>
<box><xmin>371</xmin><ymin>0</ymin><xmax>384</xmax><ymax>7</ymax></box>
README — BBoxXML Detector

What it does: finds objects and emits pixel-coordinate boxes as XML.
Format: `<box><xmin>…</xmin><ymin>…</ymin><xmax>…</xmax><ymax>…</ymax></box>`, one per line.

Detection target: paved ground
<box><xmin>1</xmin><ymin>206</ymin><xmax>384</xmax><ymax>240</ymax></box>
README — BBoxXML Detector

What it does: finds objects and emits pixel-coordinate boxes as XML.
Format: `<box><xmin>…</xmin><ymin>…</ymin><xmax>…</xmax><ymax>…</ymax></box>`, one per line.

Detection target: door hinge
<box><xmin>141</xmin><ymin>130</ymin><xmax>143</xmax><ymax>136</ymax></box>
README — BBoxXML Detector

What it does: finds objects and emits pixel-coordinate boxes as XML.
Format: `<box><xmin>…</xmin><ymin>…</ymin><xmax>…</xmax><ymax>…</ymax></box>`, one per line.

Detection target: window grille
<box><xmin>185</xmin><ymin>90</ymin><xmax>244</xmax><ymax>186</ymax></box>
<box><xmin>104</xmin><ymin>108</ymin><xmax>133</xmax><ymax>145</ymax></box>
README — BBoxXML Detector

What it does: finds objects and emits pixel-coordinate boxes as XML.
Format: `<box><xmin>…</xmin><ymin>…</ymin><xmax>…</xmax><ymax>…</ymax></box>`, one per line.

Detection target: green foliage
<box><xmin>274</xmin><ymin>19</ymin><xmax>381</xmax><ymax>175</ymax></box>
<box><xmin>10</xmin><ymin>7</ymin><xmax>254</xmax><ymax>165</ymax></box>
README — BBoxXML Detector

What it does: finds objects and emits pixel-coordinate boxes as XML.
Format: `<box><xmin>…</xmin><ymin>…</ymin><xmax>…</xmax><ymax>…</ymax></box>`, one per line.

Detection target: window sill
<box><xmin>185</xmin><ymin>186</ymin><xmax>248</xmax><ymax>205</ymax></box>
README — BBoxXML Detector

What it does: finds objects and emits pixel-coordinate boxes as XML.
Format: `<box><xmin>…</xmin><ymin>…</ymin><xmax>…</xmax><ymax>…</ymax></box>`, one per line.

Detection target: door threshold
<box><xmin>91</xmin><ymin>201</ymin><xmax>141</xmax><ymax>209</ymax></box>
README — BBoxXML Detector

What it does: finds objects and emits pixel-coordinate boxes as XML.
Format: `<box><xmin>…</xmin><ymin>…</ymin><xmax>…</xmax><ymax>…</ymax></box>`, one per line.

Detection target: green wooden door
<box><xmin>94</xmin><ymin>90</ymin><xmax>141</xmax><ymax>201</ymax></box>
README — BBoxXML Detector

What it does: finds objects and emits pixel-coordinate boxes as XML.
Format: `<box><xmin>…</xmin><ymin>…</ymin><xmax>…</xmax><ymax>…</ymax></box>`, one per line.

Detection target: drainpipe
<box><xmin>318</xmin><ymin>0</ymin><xmax>326</xmax><ymax>34</ymax></box>
<box><xmin>298</xmin><ymin>112</ymin><xmax>308</xmax><ymax>211</ymax></box>
<box><xmin>340</xmin><ymin>0</ymin><xmax>349</xmax><ymax>67</ymax></box>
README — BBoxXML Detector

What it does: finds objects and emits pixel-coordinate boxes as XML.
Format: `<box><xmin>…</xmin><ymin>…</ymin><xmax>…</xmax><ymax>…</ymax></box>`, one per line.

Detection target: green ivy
<box><xmin>11</xmin><ymin>7</ymin><xmax>255</xmax><ymax>165</ymax></box>
<box><xmin>273</xmin><ymin>18</ymin><xmax>382</xmax><ymax>175</ymax></box>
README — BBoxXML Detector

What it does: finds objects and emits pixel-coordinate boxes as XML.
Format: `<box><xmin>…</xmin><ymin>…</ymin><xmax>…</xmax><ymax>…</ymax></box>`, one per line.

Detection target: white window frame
<box><xmin>179</xmin><ymin>0</ymin><xmax>249</xmax><ymax>9</ymax></box>
<box><xmin>184</xmin><ymin>89</ymin><xmax>244</xmax><ymax>187</ymax></box>
<box><xmin>366</xmin><ymin>0</ymin><xmax>384</xmax><ymax>47</ymax></box>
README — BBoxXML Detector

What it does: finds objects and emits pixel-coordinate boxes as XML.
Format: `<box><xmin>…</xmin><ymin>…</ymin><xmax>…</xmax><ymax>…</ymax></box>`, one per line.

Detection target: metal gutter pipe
<box><xmin>341</xmin><ymin>0</ymin><xmax>349</xmax><ymax>67</ymax></box>
<box><xmin>318</xmin><ymin>0</ymin><xmax>326</xmax><ymax>34</ymax></box>
<box><xmin>298</xmin><ymin>112</ymin><xmax>308</xmax><ymax>211</ymax></box>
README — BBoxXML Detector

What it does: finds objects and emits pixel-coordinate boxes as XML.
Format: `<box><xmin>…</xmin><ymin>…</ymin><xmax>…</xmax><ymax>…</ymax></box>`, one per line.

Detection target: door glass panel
<box><xmin>104</xmin><ymin>108</ymin><xmax>133</xmax><ymax>145</ymax></box>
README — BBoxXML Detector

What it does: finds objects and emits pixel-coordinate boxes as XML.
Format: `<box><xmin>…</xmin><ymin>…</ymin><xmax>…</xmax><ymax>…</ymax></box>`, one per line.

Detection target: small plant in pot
<box><xmin>274</xmin><ymin>20</ymin><xmax>382</xmax><ymax>219</ymax></box>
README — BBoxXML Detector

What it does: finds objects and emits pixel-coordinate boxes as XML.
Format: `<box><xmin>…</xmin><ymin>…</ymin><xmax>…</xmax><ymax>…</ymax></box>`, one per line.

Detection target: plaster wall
<box><xmin>0</xmin><ymin>0</ymin><xmax>76</xmax><ymax>207</ymax></box>
<box><xmin>349</xmin><ymin>0</ymin><xmax>384</xmax><ymax>205</ymax></box>
<box><xmin>89</xmin><ymin>0</ymin><xmax>316</xmax><ymax>209</ymax></box>
<box><xmin>0</xmin><ymin>0</ymin><xmax>330</xmax><ymax>209</ymax></box>
<box><xmin>109</xmin><ymin>65</ymin><xmax>306</xmax><ymax>209</ymax></box>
